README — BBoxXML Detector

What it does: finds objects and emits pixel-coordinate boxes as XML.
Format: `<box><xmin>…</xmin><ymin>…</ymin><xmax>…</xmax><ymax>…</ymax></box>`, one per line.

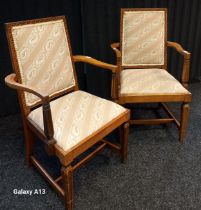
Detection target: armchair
<box><xmin>110</xmin><ymin>8</ymin><xmax>192</xmax><ymax>142</ymax></box>
<box><xmin>5</xmin><ymin>16</ymin><xmax>130</xmax><ymax>210</ymax></box>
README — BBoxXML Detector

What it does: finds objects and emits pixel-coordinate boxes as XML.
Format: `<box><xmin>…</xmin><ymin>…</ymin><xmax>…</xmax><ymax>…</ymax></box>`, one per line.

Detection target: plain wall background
<box><xmin>1</xmin><ymin>0</ymin><xmax>201</xmax><ymax>117</ymax></box>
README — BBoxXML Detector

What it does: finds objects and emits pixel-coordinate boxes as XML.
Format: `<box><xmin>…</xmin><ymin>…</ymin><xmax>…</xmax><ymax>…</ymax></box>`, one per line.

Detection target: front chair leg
<box><xmin>23</xmin><ymin>122</ymin><xmax>34</xmax><ymax>167</ymax></box>
<box><xmin>62</xmin><ymin>165</ymin><xmax>73</xmax><ymax>210</ymax></box>
<box><xmin>179</xmin><ymin>103</ymin><xmax>190</xmax><ymax>142</ymax></box>
<box><xmin>120</xmin><ymin>122</ymin><xmax>129</xmax><ymax>163</ymax></box>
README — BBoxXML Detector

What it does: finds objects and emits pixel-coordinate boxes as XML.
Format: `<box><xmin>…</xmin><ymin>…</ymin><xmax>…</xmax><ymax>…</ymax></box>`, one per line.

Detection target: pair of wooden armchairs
<box><xmin>5</xmin><ymin>8</ymin><xmax>191</xmax><ymax>210</ymax></box>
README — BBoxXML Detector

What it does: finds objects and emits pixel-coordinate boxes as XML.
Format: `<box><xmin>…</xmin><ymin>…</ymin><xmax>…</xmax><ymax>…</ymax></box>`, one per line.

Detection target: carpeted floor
<box><xmin>0</xmin><ymin>83</ymin><xmax>201</xmax><ymax>210</ymax></box>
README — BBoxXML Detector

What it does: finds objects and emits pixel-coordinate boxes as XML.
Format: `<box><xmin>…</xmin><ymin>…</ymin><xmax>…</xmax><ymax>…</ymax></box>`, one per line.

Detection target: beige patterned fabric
<box><xmin>122</xmin><ymin>10</ymin><xmax>165</xmax><ymax>66</ymax></box>
<box><xmin>12</xmin><ymin>20</ymin><xmax>75</xmax><ymax>106</ymax></box>
<box><xmin>120</xmin><ymin>69</ymin><xmax>190</xmax><ymax>96</ymax></box>
<box><xmin>28</xmin><ymin>90</ymin><xmax>127</xmax><ymax>152</ymax></box>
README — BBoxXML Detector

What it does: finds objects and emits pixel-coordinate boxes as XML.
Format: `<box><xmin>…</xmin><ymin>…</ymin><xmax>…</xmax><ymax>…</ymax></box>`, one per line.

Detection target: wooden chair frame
<box><xmin>110</xmin><ymin>8</ymin><xmax>192</xmax><ymax>142</ymax></box>
<box><xmin>5</xmin><ymin>16</ymin><xmax>130</xmax><ymax>210</ymax></box>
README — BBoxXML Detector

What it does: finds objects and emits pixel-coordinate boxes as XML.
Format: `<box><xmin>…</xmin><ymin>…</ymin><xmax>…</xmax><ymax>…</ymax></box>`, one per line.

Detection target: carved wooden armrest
<box><xmin>73</xmin><ymin>55</ymin><xmax>117</xmax><ymax>73</ymax></box>
<box><xmin>5</xmin><ymin>73</ymin><xmax>48</xmax><ymax>100</ymax></box>
<box><xmin>111</xmin><ymin>42</ymin><xmax>121</xmax><ymax>59</ymax></box>
<box><xmin>73</xmin><ymin>55</ymin><xmax>118</xmax><ymax>101</ymax></box>
<box><xmin>167</xmin><ymin>41</ymin><xmax>191</xmax><ymax>88</ymax></box>
<box><xmin>167</xmin><ymin>41</ymin><xmax>190</xmax><ymax>59</ymax></box>
<box><xmin>5</xmin><ymin>73</ymin><xmax>54</xmax><ymax>142</ymax></box>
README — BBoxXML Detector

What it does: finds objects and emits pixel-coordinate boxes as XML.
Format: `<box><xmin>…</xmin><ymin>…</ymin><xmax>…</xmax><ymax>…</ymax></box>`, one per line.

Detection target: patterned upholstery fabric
<box><xmin>28</xmin><ymin>90</ymin><xmax>127</xmax><ymax>152</ymax></box>
<box><xmin>122</xmin><ymin>10</ymin><xmax>165</xmax><ymax>66</ymax></box>
<box><xmin>120</xmin><ymin>69</ymin><xmax>190</xmax><ymax>96</ymax></box>
<box><xmin>12</xmin><ymin>20</ymin><xmax>75</xmax><ymax>106</ymax></box>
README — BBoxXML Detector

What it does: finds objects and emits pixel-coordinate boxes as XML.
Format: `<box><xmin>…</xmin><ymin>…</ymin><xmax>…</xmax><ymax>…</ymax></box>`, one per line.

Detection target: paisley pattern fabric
<box><xmin>28</xmin><ymin>90</ymin><xmax>127</xmax><ymax>152</ymax></box>
<box><xmin>120</xmin><ymin>69</ymin><xmax>190</xmax><ymax>96</ymax></box>
<box><xmin>12</xmin><ymin>20</ymin><xmax>75</xmax><ymax>106</ymax></box>
<box><xmin>122</xmin><ymin>11</ymin><xmax>165</xmax><ymax>66</ymax></box>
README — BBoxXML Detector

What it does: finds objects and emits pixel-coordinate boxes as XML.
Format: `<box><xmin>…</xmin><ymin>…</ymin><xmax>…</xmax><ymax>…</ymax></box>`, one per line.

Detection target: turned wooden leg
<box><xmin>120</xmin><ymin>122</ymin><xmax>129</xmax><ymax>163</ymax></box>
<box><xmin>62</xmin><ymin>165</ymin><xmax>73</xmax><ymax>210</ymax></box>
<box><xmin>179</xmin><ymin>103</ymin><xmax>190</xmax><ymax>142</ymax></box>
<box><xmin>23</xmin><ymin>123</ymin><xmax>34</xmax><ymax>167</ymax></box>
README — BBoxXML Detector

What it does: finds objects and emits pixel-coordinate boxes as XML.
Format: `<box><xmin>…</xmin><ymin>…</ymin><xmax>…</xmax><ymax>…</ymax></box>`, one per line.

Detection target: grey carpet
<box><xmin>0</xmin><ymin>83</ymin><xmax>201</xmax><ymax>210</ymax></box>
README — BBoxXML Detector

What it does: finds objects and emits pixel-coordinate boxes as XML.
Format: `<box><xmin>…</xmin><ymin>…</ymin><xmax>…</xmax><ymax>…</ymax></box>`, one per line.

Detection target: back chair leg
<box><xmin>62</xmin><ymin>165</ymin><xmax>73</xmax><ymax>210</ymax></box>
<box><xmin>179</xmin><ymin>103</ymin><xmax>190</xmax><ymax>142</ymax></box>
<box><xmin>23</xmin><ymin>122</ymin><xmax>34</xmax><ymax>167</ymax></box>
<box><xmin>120</xmin><ymin>122</ymin><xmax>129</xmax><ymax>163</ymax></box>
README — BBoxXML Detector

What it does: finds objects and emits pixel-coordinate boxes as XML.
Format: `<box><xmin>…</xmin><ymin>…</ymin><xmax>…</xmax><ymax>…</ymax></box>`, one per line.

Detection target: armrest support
<box><xmin>73</xmin><ymin>55</ymin><xmax>117</xmax><ymax>73</ymax></box>
<box><xmin>110</xmin><ymin>43</ymin><xmax>121</xmax><ymax>100</ymax></box>
<box><xmin>167</xmin><ymin>41</ymin><xmax>191</xmax><ymax>88</ymax></box>
<box><xmin>111</xmin><ymin>42</ymin><xmax>121</xmax><ymax>59</ymax></box>
<box><xmin>5</xmin><ymin>73</ymin><xmax>54</xmax><ymax>144</ymax></box>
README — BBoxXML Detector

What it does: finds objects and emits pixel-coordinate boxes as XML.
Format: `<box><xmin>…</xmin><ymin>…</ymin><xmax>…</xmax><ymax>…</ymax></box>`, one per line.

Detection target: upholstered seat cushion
<box><xmin>28</xmin><ymin>90</ymin><xmax>127</xmax><ymax>152</ymax></box>
<box><xmin>120</xmin><ymin>68</ymin><xmax>190</xmax><ymax>96</ymax></box>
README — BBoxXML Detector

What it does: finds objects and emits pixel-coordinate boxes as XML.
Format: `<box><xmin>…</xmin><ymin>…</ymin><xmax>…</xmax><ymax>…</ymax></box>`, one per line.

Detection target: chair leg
<box><xmin>179</xmin><ymin>103</ymin><xmax>190</xmax><ymax>142</ymax></box>
<box><xmin>23</xmin><ymin>123</ymin><xmax>34</xmax><ymax>167</ymax></box>
<box><xmin>120</xmin><ymin>122</ymin><xmax>129</xmax><ymax>163</ymax></box>
<box><xmin>62</xmin><ymin>165</ymin><xmax>73</xmax><ymax>210</ymax></box>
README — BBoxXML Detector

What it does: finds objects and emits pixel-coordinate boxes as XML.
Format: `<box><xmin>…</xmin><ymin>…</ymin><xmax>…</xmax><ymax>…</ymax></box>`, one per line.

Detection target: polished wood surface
<box><xmin>73</xmin><ymin>55</ymin><xmax>119</xmax><ymax>100</ymax></box>
<box><xmin>167</xmin><ymin>41</ymin><xmax>191</xmax><ymax>89</ymax></box>
<box><xmin>121</xmin><ymin>122</ymin><xmax>129</xmax><ymax>163</ymax></box>
<box><xmin>62</xmin><ymin>166</ymin><xmax>73</xmax><ymax>210</ymax></box>
<box><xmin>179</xmin><ymin>103</ymin><xmax>190</xmax><ymax>142</ymax></box>
<box><xmin>31</xmin><ymin>156</ymin><xmax>65</xmax><ymax>197</ymax></box>
<box><xmin>73</xmin><ymin>55</ymin><xmax>117</xmax><ymax>72</ymax></box>
<box><xmin>110</xmin><ymin>43</ymin><xmax>121</xmax><ymax>100</ymax></box>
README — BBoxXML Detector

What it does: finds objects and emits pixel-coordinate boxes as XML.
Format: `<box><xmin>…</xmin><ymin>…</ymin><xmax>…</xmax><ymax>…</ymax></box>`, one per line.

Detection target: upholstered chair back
<box><xmin>6</xmin><ymin>17</ymin><xmax>76</xmax><ymax>107</ymax></box>
<box><xmin>121</xmin><ymin>9</ymin><xmax>167</xmax><ymax>68</ymax></box>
